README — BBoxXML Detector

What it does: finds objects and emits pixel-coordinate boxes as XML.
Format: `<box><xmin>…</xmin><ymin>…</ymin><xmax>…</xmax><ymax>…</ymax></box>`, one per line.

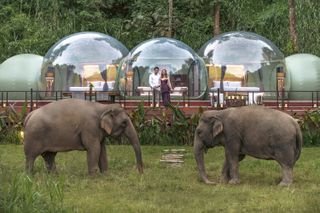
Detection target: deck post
<box><xmin>1</xmin><ymin>91</ymin><xmax>3</xmax><ymax>106</ymax></box>
<box><xmin>30</xmin><ymin>89</ymin><xmax>33</xmax><ymax>111</ymax></box>
<box><xmin>217</xmin><ymin>88</ymin><xmax>221</xmax><ymax>109</ymax></box>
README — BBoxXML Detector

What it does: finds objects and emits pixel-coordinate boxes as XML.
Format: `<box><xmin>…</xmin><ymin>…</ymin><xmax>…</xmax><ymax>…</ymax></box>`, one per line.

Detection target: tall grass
<box><xmin>0</xmin><ymin>174</ymin><xmax>68</xmax><ymax>213</ymax></box>
<box><xmin>0</xmin><ymin>145</ymin><xmax>70</xmax><ymax>212</ymax></box>
<box><xmin>1</xmin><ymin>144</ymin><xmax>320</xmax><ymax>212</ymax></box>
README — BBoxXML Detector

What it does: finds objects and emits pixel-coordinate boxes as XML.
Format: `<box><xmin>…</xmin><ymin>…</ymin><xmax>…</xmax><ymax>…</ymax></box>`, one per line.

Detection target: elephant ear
<box><xmin>212</xmin><ymin>119</ymin><xmax>223</xmax><ymax>139</ymax></box>
<box><xmin>100</xmin><ymin>110</ymin><xmax>113</xmax><ymax>135</ymax></box>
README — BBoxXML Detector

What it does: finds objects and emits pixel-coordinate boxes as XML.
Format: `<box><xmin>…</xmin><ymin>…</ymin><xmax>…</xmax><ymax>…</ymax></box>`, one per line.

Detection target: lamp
<box><xmin>45</xmin><ymin>67</ymin><xmax>55</xmax><ymax>96</ymax></box>
<box><xmin>276</xmin><ymin>66</ymin><xmax>285</xmax><ymax>98</ymax></box>
<box><xmin>20</xmin><ymin>131</ymin><xmax>24</xmax><ymax>140</ymax></box>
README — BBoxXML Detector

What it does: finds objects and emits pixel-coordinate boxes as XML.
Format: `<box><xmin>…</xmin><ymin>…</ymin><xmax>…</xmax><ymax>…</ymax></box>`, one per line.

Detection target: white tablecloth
<box><xmin>209</xmin><ymin>87</ymin><xmax>264</xmax><ymax>106</ymax></box>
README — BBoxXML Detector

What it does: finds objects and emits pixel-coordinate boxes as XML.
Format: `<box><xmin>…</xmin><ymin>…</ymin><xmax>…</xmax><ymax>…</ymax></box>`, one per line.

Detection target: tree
<box><xmin>168</xmin><ymin>0</ymin><xmax>173</xmax><ymax>37</ymax></box>
<box><xmin>214</xmin><ymin>0</ymin><xmax>221</xmax><ymax>36</ymax></box>
<box><xmin>288</xmin><ymin>0</ymin><xmax>298</xmax><ymax>52</ymax></box>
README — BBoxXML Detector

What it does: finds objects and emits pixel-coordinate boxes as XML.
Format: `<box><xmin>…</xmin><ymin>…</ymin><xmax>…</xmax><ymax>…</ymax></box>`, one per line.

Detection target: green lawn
<box><xmin>0</xmin><ymin>144</ymin><xmax>319</xmax><ymax>213</ymax></box>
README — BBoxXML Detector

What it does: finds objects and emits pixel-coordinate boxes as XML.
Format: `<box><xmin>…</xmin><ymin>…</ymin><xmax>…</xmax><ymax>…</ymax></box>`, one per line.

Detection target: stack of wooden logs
<box><xmin>160</xmin><ymin>149</ymin><xmax>185</xmax><ymax>166</ymax></box>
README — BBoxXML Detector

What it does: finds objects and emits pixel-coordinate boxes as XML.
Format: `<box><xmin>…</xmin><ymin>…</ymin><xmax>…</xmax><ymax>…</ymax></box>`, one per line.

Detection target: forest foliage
<box><xmin>0</xmin><ymin>0</ymin><xmax>320</xmax><ymax>63</ymax></box>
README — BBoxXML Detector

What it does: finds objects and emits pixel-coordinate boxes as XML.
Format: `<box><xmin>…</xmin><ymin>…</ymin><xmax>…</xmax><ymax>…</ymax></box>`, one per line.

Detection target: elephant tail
<box><xmin>294</xmin><ymin>121</ymin><xmax>303</xmax><ymax>162</ymax></box>
<box><xmin>23</xmin><ymin>111</ymin><xmax>34</xmax><ymax>127</ymax></box>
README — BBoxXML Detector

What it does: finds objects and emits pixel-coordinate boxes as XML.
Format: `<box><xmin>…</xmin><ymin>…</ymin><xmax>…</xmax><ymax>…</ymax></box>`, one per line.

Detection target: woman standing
<box><xmin>160</xmin><ymin>69</ymin><xmax>173</xmax><ymax>107</ymax></box>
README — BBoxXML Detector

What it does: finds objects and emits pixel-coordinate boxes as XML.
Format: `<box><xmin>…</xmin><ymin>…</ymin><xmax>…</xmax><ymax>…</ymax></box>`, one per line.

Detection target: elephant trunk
<box><xmin>194</xmin><ymin>135</ymin><xmax>214</xmax><ymax>184</ymax></box>
<box><xmin>125</xmin><ymin>120</ymin><xmax>143</xmax><ymax>174</ymax></box>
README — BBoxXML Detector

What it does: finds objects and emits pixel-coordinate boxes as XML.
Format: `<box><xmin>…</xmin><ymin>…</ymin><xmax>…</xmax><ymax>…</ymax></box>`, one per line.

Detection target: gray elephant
<box><xmin>24</xmin><ymin>99</ymin><xmax>143</xmax><ymax>175</ymax></box>
<box><xmin>194</xmin><ymin>106</ymin><xmax>302</xmax><ymax>186</ymax></box>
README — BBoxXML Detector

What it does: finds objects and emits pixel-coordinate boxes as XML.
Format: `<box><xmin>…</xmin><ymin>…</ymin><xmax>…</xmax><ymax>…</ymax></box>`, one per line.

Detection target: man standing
<box><xmin>149</xmin><ymin>66</ymin><xmax>161</xmax><ymax>107</ymax></box>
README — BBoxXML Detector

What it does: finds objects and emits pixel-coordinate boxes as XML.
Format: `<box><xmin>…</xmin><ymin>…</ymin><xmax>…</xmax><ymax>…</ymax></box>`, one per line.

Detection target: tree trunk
<box><xmin>214</xmin><ymin>1</ymin><xmax>221</xmax><ymax>36</ymax></box>
<box><xmin>288</xmin><ymin>0</ymin><xmax>298</xmax><ymax>52</ymax></box>
<box><xmin>168</xmin><ymin>0</ymin><xmax>173</xmax><ymax>37</ymax></box>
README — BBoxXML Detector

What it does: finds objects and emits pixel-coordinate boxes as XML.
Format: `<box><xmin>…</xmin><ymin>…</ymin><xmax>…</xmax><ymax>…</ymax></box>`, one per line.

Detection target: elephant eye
<box><xmin>121</xmin><ymin>120</ymin><xmax>127</xmax><ymax>127</ymax></box>
<box><xmin>197</xmin><ymin>129</ymin><xmax>202</xmax><ymax>136</ymax></box>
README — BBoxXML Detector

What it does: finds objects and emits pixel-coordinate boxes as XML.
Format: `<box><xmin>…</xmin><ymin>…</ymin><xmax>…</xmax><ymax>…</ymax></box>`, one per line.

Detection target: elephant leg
<box><xmin>225</xmin><ymin>145</ymin><xmax>241</xmax><ymax>184</ymax></box>
<box><xmin>277</xmin><ymin>157</ymin><xmax>294</xmax><ymax>186</ymax></box>
<box><xmin>41</xmin><ymin>152</ymin><xmax>57</xmax><ymax>172</ymax></box>
<box><xmin>86</xmin><ymin>142</ymin><xmax>101</xmax><ymax>175</ymax></box>
<box><xmin>228</xmin><ymin>158</ymin><xmax>240</xmax><ymax>184</ymax></box>
<box><xmin>221</xmin><ymin>154</ymin><xmax>245</xmax><ymax>183</ymax></box>
<box><xmin>98</xmin><ymin>143</ymin><xmax>108</xmax><ymax>174</ymax></box>
<box><xmin>25</xmin><ymin>154</ymin><xmax>37</xmax><ymax>174</ymax></box>
<box><xmin>221</xmin><ymin>159</ymin><xmax>231</xmax><ymax>183</ymax></box>
<box><xmin>278</xmin><ymin>164</ymin><xmax>293</xmax><ymax>186</ymax></box>
<box><xmin>276</xmin><ymin>148</ymin><xmax>294</xmax><ymax>186</ymax></box>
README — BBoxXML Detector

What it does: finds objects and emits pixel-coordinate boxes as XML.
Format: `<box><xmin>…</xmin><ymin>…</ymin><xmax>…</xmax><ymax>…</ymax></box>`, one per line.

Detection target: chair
<box><xmin>209</xmin><ymin>81</ymin><xmax>264</xmax><ymax>107</ymax></box>
<box><xmin>171</xmin><ymin>87</ymin><xmax>188</xmax><ymax>97</ymax></box>
<box><xmin>137</xmin><ymin>86</ymin><xmax>153</xmax><ymax>96</ymax></box>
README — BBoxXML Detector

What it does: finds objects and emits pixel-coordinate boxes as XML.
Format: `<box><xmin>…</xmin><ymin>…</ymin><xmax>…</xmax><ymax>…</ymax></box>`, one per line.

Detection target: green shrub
<box><xmin>127</xmin><ymin>102</ymin><xmax>203</xmax><ymax>146</ymax></box>
<box><xmin>0</xmin><ymin>129</ymin><xmax>21</xmax><ymax>144</ymax></box>
<box><xmin>299</xmin><ymin>109</ymin><xmax>320</xmax><ymax>146</ymax></box>
<box><xmin>4</xmin><ymin>102</ymin><xmax>318</xmax><ymax>147</ymax></box>
<box><xmin>0</xmin><ymin>104</ymin><xmax>27</xmax><ymax>144</ymax></box>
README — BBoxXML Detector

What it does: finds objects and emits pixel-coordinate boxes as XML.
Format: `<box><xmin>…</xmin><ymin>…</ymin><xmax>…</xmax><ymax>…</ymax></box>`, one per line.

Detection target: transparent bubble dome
<box><xmin>117</xmin><ymin>37</ymin><xmax>208</xmax><ymax>99</ymax></box>
<box><xmin>199</xmin><ymin>31</ymin><xmax>288</xmax><ymax>93</ymax></box>
<box><xmin>41</xmin><ymin>32</ymin><xmax>129</xmax><ymax>92</ymax></box>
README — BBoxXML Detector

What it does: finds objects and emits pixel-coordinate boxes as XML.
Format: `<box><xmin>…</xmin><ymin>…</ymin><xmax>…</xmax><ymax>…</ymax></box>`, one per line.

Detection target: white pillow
<box><xmin>228</xmin><ymin>81</ymin><xmax>241</xmax><ymax>87</ymax></box>
<box><xmin>213</xmin><ymin>81</ymin><xmax>221</xmax><ymax>87</ymax></box>
<box><xmin>91</xmin><ymin>81</ymin><xmax>102</xmax><ymax>87</ymax></box>
<box><xmin>107</xmin><ymin>81</ymin><xmax>115</xmax><ymax>89</ymax></box>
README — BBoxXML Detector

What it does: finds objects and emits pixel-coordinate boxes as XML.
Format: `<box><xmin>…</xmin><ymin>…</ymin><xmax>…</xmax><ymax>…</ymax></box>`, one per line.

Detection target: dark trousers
<box><xmin>162</xmin><ymin>92</ymin><xmax>170</xmax><ymax>107</ymax></box>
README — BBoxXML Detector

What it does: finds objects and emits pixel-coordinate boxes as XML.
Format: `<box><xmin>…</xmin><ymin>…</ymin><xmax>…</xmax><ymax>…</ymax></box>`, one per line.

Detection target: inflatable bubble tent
<box><xmin>286</xmin><ymin>54</ymin><xmax>320</xmax><ymax>100</ymax></box>
<box><xmin>0</xmin><ymin>54</ymin><xmax>43</xmax><ymax>100</ymax></box>
<box><xmin>40</xmin><ymin>32</ymin><xmax>129</xmax><ymax>95</ymax></box>
<box><xmin>198</xmin><ymin>31</ymin><xmax>289</xmax><ymax>97</ymax></box>
<box><xmin>117</xmin><ymin>37</ymin><xmax>208</xmax><ymax>99</ymax></box>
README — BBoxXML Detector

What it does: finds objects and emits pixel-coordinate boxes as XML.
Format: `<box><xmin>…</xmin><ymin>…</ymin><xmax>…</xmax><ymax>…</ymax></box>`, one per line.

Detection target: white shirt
<box><xmin>149</xmin><ymin>73</ymin><xmax>160</xmax><ymax>88</ymax></box>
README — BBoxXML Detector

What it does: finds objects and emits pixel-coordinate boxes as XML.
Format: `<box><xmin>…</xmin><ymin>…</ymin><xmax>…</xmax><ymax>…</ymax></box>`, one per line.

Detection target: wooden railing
<box><xmin>0</xmin><ymin>89</ymin><xmax>319</xmax><ymax>112</ymax></box>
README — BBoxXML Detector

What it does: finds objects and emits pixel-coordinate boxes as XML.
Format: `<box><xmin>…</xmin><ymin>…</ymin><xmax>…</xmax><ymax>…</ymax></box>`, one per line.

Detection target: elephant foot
<box><xmin>219</xmin><ymin>176</ymin><xmax>230</xmax><ymax>184</ymax></box>
<box><xmin>137</xmin><ymin>166</ymin><xmax>144</xmax><ymax>174</ymax></box>
<box><xmin>204</xmin><ymin>179</ymin><xmax>216</xmax><ymax>185</ymax></box>
<box><xmin>46</xmin><ymin>169</ymin><xmax>58</xmax><ymax>174</ymax></box>
<box><xmin>228</xmin><ymin>178</ymin><xmax>240</xmax><ymax>185</ymax></box>
<box><xmin>88</xmin><ymin>167</ymin><xmax>100</xmax><ymax>176</ymax></box>
<box><xmin>278</xmin><ymin>180</ymin><xmax>292</xmax><ymax>187</ymax></box>
<box><xmin>202</xmin><ymin>177</ymin><xmax>216</xmax><ymax>185</ymax></box>
<box><xmin>99</xmin><ymin>170</ymin><xmax>108</xmax><ymax>176</ymax></box>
